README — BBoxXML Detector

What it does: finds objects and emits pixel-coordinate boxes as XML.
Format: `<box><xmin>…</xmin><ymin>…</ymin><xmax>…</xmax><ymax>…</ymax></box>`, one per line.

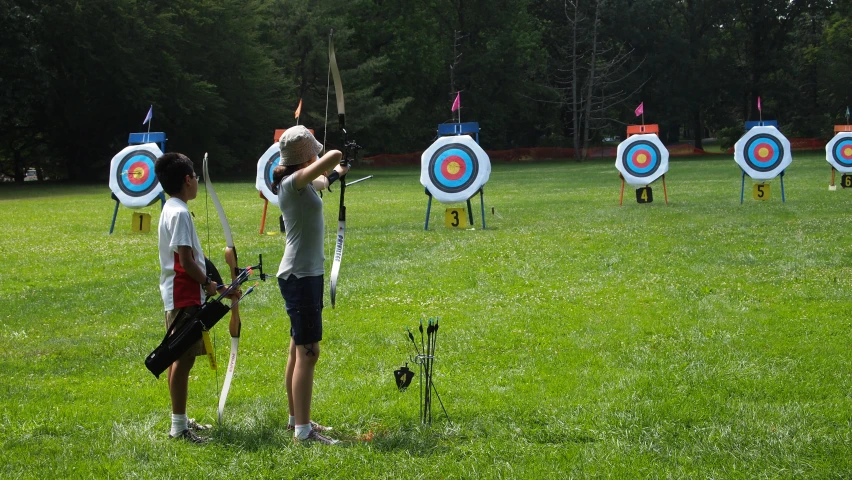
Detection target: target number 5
<box><xmin>444</xmin><ymin>208</ymin><xmax>468</xmax><ymax>228</ymax></box>
<box><xmin>753</xmin><ymin>183</ymin><xmax>771</xmax><ymax>201</ymax></box>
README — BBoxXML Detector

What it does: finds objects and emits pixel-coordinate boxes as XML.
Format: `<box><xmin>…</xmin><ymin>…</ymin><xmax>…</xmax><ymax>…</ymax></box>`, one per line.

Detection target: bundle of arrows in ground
<box><xmin>397</xmin><ymin>317</ymin><xmax>451</xmax><ymax>425</ymax></box>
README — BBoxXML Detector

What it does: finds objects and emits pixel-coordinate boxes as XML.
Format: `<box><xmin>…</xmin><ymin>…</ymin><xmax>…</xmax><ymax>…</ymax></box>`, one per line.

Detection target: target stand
<box><xmin>422</xmin><ymin>123</ymin><xmax>490</xmax><ymax>230</ymax></box>
<box><xmin>827</xmin><ymin>125</ymin><xmax>852</xmax><ymax>191</ymax></box>
<box><xmin>735</xmin><ymin>122</ymin><xmax>791</xmax><ymax>204</ymax></box>
<box><xmin>616</xmin><ymin>125</ymin><xmax>669</xmax><ymax>205</ymax></box>
<box><xmin>108</xmin><ymin>132</ymin><xmax>167</xmax><ymax>234</ymax></box>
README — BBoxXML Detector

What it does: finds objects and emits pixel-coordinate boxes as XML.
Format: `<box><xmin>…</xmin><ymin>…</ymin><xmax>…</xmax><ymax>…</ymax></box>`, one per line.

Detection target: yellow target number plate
<box><xmin>445</xmin><ymin>208</ymin><xmax>468</xmax><ymax>228</ymax></box>
<box><xmin>131</xmin><ymin>212</ymin><xmax>151</xmax><ymax>233</ymax></box>
<box><xmin>753</xmin><ymin>183</ymin><xmax>771</xmax><ymax>201</ymax></box>
<box><xmin>842</xmin><ymin>174</ymin><xmax>852</xmax><ymax>189</ymax></box>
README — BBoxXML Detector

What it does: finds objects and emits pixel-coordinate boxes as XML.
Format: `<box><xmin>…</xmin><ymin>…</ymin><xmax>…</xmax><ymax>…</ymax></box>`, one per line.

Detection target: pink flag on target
<box><xmin>451</xmin><ymin>92</ymin><xmax>460</xmax><ymax>112</ymax></box>
<box><xmin>757</xmin><ymin>96</ymin><xmax>762</xmax><ymax>113</ymax></box>
<box><xmin>634</xmin><ymin>102</ymin><xmax>644</xmax><ymax>117</ymax></box>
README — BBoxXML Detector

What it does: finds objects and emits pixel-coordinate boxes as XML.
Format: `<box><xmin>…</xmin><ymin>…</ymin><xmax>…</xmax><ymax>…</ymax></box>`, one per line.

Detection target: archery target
<box><xmin>420</xmin><ymin>135</ymin><xmax>491</xmax><ymax>204</ymax></box>
<box><xmin>615</xmin><ymin>134</ymin><xmax>669</xmax><ymax>186</ymax></box>
<box><xmin>825</xmin><ymin>132</ymin><xmax>852</xmax><ymax>173</ymax></box>
<box><xmin>255</xmin><ymin>143</ymin><xmax>280</xmax><ymax>203</ymax></box>
<box><xmin>108</xmin><ymin>143</ymin><xmax>164</xmax><ymax>208</ymax></box>
<box><xmin>734</xmin><ymin>126</ymin><xmax>792</xmax><ymax>181</ymax></box>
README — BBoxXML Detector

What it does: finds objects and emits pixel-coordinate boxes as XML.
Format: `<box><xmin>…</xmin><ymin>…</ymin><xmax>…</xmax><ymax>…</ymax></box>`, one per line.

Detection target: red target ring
<box><xmin>441</xmin><ymin>155</ymin><xmax>467</xmax><ymax>181</ymax></box>
<box><xmin>126</xmin><ymin>161</ymin><xmax>151</xmax><ymax>185</ymax></box>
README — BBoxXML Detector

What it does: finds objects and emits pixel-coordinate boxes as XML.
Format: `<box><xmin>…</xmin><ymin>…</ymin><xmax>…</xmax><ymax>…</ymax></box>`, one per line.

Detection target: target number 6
<box><xmin>843</xmin><ymin>174</ymin><xmax>852</xmax><ymax>189</ymax></box>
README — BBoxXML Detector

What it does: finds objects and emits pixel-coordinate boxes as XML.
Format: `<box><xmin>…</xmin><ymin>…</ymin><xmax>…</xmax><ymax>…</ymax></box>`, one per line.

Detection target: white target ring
<box><xmin>615</xmin><ymin>134</ymin><xmax>669</xmax><ymax>187</ymax></box>
<box><xmin>420</xmin><ymin>135</ymin><xmax>491</xmax><ymax>204</ymax></box>
<box><xmin>255</xmin><ymin>143</ymin><xmax>280</xmax><ymax>203</ymax></box>
<box><xmin>826</xmin><ymin>132</ymin><xmax>852</xmax><ymax>173</ymax></box>
<box><xmin>108</xmin><ymin>143</ymin><xmax>164</xmax><ymax>208</ymax></box>
<box><xmin>734</xmin><ymin>126</ymin><xmax>792</xmax><ymax>180</ymax></box>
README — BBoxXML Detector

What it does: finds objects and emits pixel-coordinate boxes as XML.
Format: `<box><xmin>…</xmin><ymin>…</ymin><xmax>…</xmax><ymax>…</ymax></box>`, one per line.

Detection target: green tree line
<box><xmin>1</xmin><ymin>0</ymin><xmax>850</xmax><ymax>182</ymax></box>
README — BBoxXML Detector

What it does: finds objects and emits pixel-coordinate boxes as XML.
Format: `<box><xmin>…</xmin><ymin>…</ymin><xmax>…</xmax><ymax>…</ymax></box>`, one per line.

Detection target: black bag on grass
<box><xmin>144</xmin><ymin>300</ymin><xmax>230</xmax><ymax>378</ymax></box>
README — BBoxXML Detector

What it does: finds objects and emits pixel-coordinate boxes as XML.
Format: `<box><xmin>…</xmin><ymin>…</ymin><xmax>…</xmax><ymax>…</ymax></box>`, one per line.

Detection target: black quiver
<box><xmin>144</xmin><ymin>299</ymin><xmax>230</xmax><ymax>378</ymax></box>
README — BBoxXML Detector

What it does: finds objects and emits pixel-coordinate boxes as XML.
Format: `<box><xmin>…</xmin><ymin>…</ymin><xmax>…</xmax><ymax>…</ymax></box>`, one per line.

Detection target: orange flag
<box><xmin>294</xmin><ymin>99</ymin><xmax>303</xmax><ymax>119</ymax></box>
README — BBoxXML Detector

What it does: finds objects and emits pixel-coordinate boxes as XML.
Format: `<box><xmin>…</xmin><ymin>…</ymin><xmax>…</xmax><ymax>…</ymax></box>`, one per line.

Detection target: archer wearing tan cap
<box><xmin>271</xmin><ymin>125</ymin><xmax>349</xmax><ymax>445</ymax></box>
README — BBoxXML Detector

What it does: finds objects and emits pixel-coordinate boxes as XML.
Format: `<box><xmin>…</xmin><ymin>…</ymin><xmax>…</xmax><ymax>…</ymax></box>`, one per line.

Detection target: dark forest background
<box><xmin>2</xmin><ymin>0</ymin><xmax>850</xmax><ymax>182</ymax></box>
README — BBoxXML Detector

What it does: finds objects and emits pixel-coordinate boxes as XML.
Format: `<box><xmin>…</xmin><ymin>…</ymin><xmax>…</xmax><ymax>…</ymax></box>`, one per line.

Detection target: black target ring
<box><xmin>116</xmin><ymin>149</ymin><xmax>160</xmax><ymax>197</ymax></box>
<box><xmin>743</xmin><ymin>134</ymin><xmax>785</xmax><ymax>173</ymax></box>
<box><xmin>427</xmin><ymin>143</ymin><xmax>479</xmax><ymax>194</ymax></box>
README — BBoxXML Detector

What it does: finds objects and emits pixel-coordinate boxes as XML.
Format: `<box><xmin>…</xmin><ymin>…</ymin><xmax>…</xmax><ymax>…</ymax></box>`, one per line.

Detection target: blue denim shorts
<box><xmin>277</xmin><ymin>275</ymin><xmax>323</xmax><ymax>345</ymax></box>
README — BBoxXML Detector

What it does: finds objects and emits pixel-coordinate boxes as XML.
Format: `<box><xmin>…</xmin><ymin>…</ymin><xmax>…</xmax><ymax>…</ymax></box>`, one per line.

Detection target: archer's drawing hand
<box><xmin>204</xmin><ymin>281</ymin><xmax>219</xmax><ymax>297</ymax></box>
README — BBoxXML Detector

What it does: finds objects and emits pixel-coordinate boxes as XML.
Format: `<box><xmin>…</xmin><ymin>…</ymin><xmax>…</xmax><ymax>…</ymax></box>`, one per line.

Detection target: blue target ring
<box><xmin>744</xmin><ymin>134</ymin><xmax>784</xmax><ymax>172</ymax></box>
<box><xmin>428</xmin><ymin>144</ymin><xmax>479</xmax><ymax>193</ymax></box>
<box><xmin>832</xmin><ymin>138</ymin><xmax>852</xmax><ymax>168</ymax></box>
<box><xmin>264</xmin><ymin>151</ymin><xmax>281</xmax><ymax>191</ymax></box>
<box><xmin>117</xmin><ymin>150</ymin><xmax>159</xmax><ymax>197</ymax></box>
<box><xmin>620</xmin><ymin>140</ymin><xmax>661</xmax><ymax>178</ymax></box>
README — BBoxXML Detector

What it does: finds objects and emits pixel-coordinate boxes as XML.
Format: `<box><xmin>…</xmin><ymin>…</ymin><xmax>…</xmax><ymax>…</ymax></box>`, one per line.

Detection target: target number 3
<box><xmin>636</xmin><ymin>187</ymin><xmax>653</xmax><ymax>204</ymax></box>
<box><xmin>444</xmin><ymin>208</ymin><xmax>468</xmax><ymax>228</ymax></box>
<box><xmin>753</xmin><ymin>183</ymin><xmax>771</xmax><ymax>201</ymax></box>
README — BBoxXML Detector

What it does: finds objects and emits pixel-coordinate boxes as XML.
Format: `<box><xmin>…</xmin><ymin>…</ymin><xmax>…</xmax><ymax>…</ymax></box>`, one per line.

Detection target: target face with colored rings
<box><xmin>420</xmin><ymin>134</ymin><xmax>491</xmax><ymax>204</ymax></box>
<box><xmin>108</xmin><ymin>143</ymin><xmax>164</xmax><ymax>208</ymax></box>
<box><xmin>734</xmin><ymin>125</ymin><xmax>792</xmax><ymax>180</ymax></box>
<box><xmin>255</xmin><ymin>143</ymin><xmax>281</xmax><ymax>203</ymax></box>
<box><xmin>615</xmin><ymin>134</ymin><xmax>669</xmax><ymax>186</ymax></box>
<box><xmin>825</xmin><ymin>132</ymin><xmax>852</xmax><ymax>173</ymax></box>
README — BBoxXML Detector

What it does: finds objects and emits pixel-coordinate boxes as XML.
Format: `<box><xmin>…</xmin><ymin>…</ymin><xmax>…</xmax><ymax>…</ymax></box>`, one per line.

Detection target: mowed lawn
<box><xmin>1</xmin><ymin>153</ymin><xmax>850</xmax><ymax>478</ymax></box>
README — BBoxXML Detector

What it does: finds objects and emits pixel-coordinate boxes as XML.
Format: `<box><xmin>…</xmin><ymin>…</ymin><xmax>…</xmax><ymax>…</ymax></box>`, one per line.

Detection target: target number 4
<box><xmin>843</xmin><ymin>174</ymin><xmax>852</xmax><ymax>189</ymax></box>
<box><xmin>444</xmin><ymin>208</ymin><xmax>468</xmax><ymax>228</ymax></box>
<box><xmin>636</xmin><ymin>187</ymin><xmax>653</xmax><ymax>204</ymax></box>
<box><xmin>132</xmin><ymin>212</ymin><xmax>151</xmax><ymax>233</ymax></box>
<box><xmin>753</xmin><ymin>183</ymin><xmax>771</xmax><ymax>201</ymax></box>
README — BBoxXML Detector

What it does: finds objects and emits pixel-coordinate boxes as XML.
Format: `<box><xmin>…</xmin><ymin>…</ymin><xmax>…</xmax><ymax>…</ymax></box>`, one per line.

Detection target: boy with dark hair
<box><xmin>153</xmin><ymin>152</ymin><xmax>219</xmax><ymax>443</ymax></box>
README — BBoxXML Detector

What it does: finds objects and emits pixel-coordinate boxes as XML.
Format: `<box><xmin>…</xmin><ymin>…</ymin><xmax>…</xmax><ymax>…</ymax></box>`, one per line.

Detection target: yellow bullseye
<box><xmin>636</xmin><ymin>153</ymin><xmax>647</xmax><ymax>165</ymax></box>
<box><xmin>758</xmin><ymin>147</ymin><xmax>769</xmax><ymax>158</ymax></box>
<box><xmin>447</xmin><ymin>162</ymin><xmax>460</xmax><ymax>175</ymax></box>
<box><xmin>843</xmin><ymin>146</ymin><xmax>852</xmax><ymax>157</ymax></box>
<box><xmin>131</xmin><ymin>167</ymin><xmax>144</xmax><ymax>179</ymax></box>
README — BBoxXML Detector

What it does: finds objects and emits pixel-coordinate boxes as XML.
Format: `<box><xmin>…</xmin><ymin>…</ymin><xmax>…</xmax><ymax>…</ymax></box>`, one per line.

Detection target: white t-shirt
<box><xmin>277</xmin><ymin>174</ymin><xmax>325</xmax><ymax>278</ymax></box>
<box><xmin>158</xmin><ymin>197</ymin><xmax>206</xmax><ymax>310</ymax></box>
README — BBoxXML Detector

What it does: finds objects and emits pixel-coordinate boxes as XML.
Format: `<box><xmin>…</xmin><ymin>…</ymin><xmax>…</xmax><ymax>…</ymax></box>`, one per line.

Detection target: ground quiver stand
<box><xmin>145</xmin><ymin>299</ymin><xmax>230</xmax><ymax>378</ymax></box>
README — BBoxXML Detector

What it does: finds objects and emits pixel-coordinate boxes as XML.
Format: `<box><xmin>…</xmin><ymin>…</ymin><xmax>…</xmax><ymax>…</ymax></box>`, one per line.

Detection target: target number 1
<box><xmin>753</xmin><ymin>183</ymin><xmax>771</xmax><ymax>201</ymax></box>
<box><xmin>132</xmin><ymin>212</ymin><xmax>151</xmax><ymax>233</ymax></box>
<box><xmin>444</xmin><ymin>208</ymin><xmax>468</xmax><ymax>228</ymax></box>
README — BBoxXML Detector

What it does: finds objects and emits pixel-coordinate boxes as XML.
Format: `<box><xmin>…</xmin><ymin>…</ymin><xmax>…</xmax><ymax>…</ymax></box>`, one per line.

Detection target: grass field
<box><xmin>1</xmin><ymin>152</ymin><xmax>850</xmax><ymax>478</ymax></box>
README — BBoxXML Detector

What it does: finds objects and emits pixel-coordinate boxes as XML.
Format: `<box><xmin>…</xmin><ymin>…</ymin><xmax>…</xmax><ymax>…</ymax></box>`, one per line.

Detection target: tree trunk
<box><xmin>570</xmin><ymin>1</ymin><xmax>581</xmax><ymax>162</ymax></box>
<box><xmin>581</xmin><ymin>0</ymin><xmax>600</xmax><ymax>160</ymax></box>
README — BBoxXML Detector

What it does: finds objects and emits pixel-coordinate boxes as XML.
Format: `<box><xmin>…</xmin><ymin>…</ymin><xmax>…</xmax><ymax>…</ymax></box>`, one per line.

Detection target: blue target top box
<box><xmin>745</xmin><ymin>121</ymin><xmax>778</xmax><ymax>131</ymax></box>
<box><xmin>128</xmin><ymin>132</ymin><xmax>167</xmax><ymax>152</ymax></box>
<box><xmin>438</xmin><ymin>122</ymin><xmax>480</xmax><ymax>144</ymax></box>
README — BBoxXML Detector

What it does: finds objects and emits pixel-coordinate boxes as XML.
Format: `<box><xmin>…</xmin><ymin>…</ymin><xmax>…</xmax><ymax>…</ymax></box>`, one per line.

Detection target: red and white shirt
<box><xmin>158</xmin><ymin>197</ymin><xmax>206</xmax><ymax>311</ymax></box>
